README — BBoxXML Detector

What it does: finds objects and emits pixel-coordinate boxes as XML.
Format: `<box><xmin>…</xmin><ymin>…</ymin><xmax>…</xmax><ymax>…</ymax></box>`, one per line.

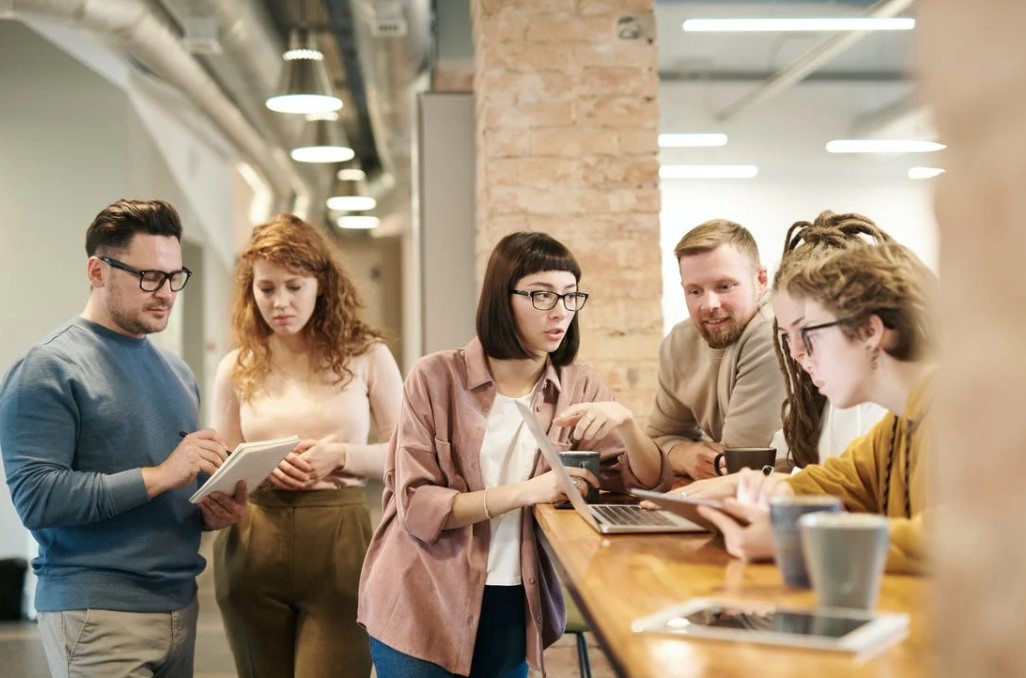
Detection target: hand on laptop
<box><xmin>526</xmin><ymin>466</ymin><xmax>599</xmax><ymax>505</ymax></box>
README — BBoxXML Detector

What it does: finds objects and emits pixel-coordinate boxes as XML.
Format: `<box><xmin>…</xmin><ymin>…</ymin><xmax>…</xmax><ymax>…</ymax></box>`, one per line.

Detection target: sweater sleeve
<box><xmin>719</xmin><ymin>320</ymin><xmax>787</xmax><ymax>448</ymax></box>
<box><xmin>343</xmin><ymin>343</ymin><xmax>404</xmax><ymax>480</ymax></box>
<box><xmin>885</xmin><ymin>512</ymin><xmax>927</xmax><ymax>574</ymax></box>
<box><xmin>785</xmin><ymin>421</ymin><xmax>889</xmax><ymax>513</ymax></box>
<box><xmin>645</xmin><ymin>330</ymin><xmax>702</xmax><ymax>453</ymax></box>
<box><xmin>0</xmin><ymin>351</ymin><xmax>149</xmax><ymax>531</ymax></box>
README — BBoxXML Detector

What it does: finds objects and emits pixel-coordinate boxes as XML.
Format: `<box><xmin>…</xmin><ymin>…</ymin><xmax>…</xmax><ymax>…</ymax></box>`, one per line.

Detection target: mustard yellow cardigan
<box><xmin>786</xmin><ymin>369</ymin><xmax>934</xmax><ymax>574</ymax></box>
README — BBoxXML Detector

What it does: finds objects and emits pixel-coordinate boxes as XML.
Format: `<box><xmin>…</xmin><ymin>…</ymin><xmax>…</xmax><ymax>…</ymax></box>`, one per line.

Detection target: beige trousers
<box><xmin>214</xmin><ymin>487</ymin><xmax>372</xmax><ymax>678</ymax></box>
<box><xmin>37</xmin><ymin>598</ymin><xmax>198</xmax><ymax>678</ymax></box>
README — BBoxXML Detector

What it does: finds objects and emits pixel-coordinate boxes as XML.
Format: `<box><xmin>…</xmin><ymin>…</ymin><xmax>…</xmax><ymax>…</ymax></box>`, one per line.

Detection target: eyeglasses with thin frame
<box><xmin>798</xmin><ymin>318</ymin><xmax>852</xmax><ymax>356</ymax></box>
<box><xmin>100</xmin><ymin>256</ymin><xmax>192</xmax><ymax>292</ymax></box>
<box><xmin>511</xmin><ymin>289</ymin><xmax>589</xmax><ymax>311</ymax></box>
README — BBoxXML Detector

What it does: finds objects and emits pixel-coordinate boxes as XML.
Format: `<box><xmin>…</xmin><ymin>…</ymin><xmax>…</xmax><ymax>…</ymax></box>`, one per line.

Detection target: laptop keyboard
<box><xmin>592</xmin><ymin>504</ymin><xmax>674</xmax><ymax>527</ymax></box>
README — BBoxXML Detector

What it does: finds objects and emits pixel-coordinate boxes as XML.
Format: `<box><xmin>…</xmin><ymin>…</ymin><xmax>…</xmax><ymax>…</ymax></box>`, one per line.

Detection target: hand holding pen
<box><xmin>143</xmin><ymin>429</ymin><xmax>231</xmax><ymax>497</ymax></box>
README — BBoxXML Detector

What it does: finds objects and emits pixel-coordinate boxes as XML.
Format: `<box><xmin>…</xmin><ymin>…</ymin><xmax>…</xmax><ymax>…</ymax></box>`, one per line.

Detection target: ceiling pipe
<box><xmin>1</xmin><ymin>0</ymin><xmax>314</xmax><ymax>214</ymax></box>
<box><xmin>716</xmin><ymin>0</ymin><xmax>916</xmax><ymax>122</ymax></box>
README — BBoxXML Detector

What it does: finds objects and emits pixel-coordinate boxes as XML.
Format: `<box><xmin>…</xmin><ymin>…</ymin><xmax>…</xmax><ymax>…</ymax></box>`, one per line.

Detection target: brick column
<box><xmin>471</xmin><ymin>0</ymin><xmax>662</xmax><ymax>417</ymax></box>
<box><xmin>919</xmin><ymin>1</ymin><xmax>1026</xmax><ymax>674</ymax></box>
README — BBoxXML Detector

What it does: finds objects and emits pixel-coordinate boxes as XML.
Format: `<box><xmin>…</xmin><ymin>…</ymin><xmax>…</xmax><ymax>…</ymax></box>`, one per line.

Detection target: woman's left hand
<box><xmin>295</xmin><ymin>435</ymin><xmax>346</xmax><ymax>486</ymax></box>
<box><xmin>697</xmin><ymin>499</ymin><xmax>775</xmax><ymax>562</ymax></box>
<box><xmin>554</xmin><ymin>401</ymin><xmax>633</xmax><ymax>442</ymax></box>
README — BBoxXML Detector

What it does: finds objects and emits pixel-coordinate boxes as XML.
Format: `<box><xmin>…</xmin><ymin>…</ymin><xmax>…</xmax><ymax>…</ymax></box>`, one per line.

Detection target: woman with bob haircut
<box><xmin>358</xmin><ymin>231</ymin><xmax>670</xmax><ymax>677</ymax></box>
<box><xmin>211</xmin><ymin>213</ymin><xmax>402</xmax><ymax>677</ymax></box>
<box><xmin>699</xmin><ymin>241</ymin><xmax>938</xmax><ymax>575</ymax></box>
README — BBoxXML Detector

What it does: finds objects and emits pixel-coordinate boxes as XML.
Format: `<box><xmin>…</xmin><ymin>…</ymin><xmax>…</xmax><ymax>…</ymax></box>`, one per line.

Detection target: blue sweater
<box><xmin>0</xmin><ymin>317</ymin><xmax>205</xmax><ymax>612</ymax></box>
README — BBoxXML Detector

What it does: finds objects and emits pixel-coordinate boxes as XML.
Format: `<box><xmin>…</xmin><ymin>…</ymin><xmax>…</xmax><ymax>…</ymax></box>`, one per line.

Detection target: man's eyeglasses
<box><xmin>100</xmin><ymin>256</ymin><xmax>192</xmax><ymax>292</ymax></box>
<box><xmin>511</xmin><ymin>289</ymin><xmax>589</xmax><ymax>311</ymax></box>
<box><xmin>798</xmin><ymin>318</ymin><xmax>852</xmax><ymax>356</ymax></box>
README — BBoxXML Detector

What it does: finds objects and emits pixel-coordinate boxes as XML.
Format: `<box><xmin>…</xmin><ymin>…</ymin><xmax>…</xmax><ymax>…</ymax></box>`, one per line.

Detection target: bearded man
<box><xmin>646</xmin><ymin>219</ymin><xmax>785</xmax><ymax>479</ymax></box>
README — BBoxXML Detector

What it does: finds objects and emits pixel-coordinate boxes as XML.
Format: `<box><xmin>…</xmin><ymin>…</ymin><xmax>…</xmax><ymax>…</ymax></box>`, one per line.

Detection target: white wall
<box><xmin>0</xmin><ymin>20</ymin><xmax>237</xmax><ymax>589</ymax></box>
<box><xmin>659</xmin><ymin>81</ymin><xmax>940</xmax><ymax>332</ymax></box>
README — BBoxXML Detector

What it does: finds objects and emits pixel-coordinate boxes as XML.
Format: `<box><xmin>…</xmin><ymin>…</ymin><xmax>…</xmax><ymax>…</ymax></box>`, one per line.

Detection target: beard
<box><xmin>108</xmin><ymin>284</ymin><xmax>171</xmax><ymax>336</ymax></box>
<box><xmin>697</xmin><ymin>311</ymin><xmax>754</xmax><ymax>349</ymax></box>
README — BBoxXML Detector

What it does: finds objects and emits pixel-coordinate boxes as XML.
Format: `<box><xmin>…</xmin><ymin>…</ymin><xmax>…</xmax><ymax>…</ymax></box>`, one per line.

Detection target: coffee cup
<box><xmin>799</xmin><ymin>512</ymin><xmax>890</xmax><ymax>609</ymax></box>
<box><xmin>713</xmin><ymin>447</ymin><xmax>776</xmax><ymax>476</ymax></box>
<box><xmin>769</xmin><ymin>495</ymin><xmax>843</xmax><ymax>588</ymax></box>
<box><xmin>559</xmin><ymin>451</ymin><xmax>601</xmax><ymax>503</ymax></box>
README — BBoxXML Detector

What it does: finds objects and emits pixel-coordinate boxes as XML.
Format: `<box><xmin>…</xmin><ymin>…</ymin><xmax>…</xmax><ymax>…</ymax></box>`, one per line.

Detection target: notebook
<box><xmin>188</xmin><ymin>434</ymin><xmax>300</xmax><ymax>504</ymax></box>
<box><xmin>514</xmin><ymin>401</ymin><xmax>702</xmax><ymax>534</ymax></box>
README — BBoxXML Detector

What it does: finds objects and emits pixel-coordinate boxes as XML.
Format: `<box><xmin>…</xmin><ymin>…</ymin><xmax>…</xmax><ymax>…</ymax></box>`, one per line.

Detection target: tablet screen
<box><xmin>631</xmin><ymin>598</ymin><xmax>911</xmax><ymax>653</ymax></box>
<box><xmin>674</xmin><ymin>606</ymin><xmax>870</xmax><ymax>638</ymax></box>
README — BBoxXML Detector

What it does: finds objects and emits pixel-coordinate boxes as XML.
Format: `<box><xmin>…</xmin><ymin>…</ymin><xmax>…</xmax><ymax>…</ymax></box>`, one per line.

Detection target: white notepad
<box><xmin>188</xmin><ymin>435</ymin><xmax>300</xmax><ymax>504</ymax></box>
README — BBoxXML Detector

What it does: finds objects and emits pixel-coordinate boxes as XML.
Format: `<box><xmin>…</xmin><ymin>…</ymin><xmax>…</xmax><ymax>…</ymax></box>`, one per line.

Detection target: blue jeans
<box><xmin>370</xmin><ymin>585</ymin><xmax>528</xmax><ymax>678</ymax></box>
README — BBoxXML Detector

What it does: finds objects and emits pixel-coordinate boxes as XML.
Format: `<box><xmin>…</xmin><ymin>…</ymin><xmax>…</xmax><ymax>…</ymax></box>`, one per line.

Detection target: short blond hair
<box><xmin>674</xmin><ymin>219</ymin><xmax>760</xmax><ymax>268</ymax></box>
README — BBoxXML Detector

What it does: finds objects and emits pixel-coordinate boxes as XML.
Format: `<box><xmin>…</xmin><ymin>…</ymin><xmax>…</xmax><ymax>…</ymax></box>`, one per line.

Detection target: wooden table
<box><xmin>535</xmin><ymin>504</ymin><xmax>931</xmax><ymax>678</ymax></box>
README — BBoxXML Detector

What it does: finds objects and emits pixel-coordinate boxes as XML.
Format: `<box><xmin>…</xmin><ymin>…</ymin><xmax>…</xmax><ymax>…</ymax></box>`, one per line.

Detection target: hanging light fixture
<box><xmin>327</xmin><ymin>173</ymin><xmax>376</xmax><ymax>212</ymax></box>
<box><xmin>337</xmin><ymin>215</ymin><xmax>380</xmax><ymax>230</ymax></box>
<box><xmin>291</xmin><ymin>111</ymin><xmax>354</xmax><ymax>163</ymax></box>
<box><xmin>336</xmin><ymin>158</ymin><xmax>367</xmax><ymax>182</ymax></box>
<box><xmin>266</xmin><ymin>25</ymin><xmax>342</xmax><ymax>114</ymax></box>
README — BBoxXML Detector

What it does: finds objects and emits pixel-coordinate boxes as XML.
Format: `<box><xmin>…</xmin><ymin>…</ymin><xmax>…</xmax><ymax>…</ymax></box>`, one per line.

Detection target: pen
<box><xmin>179</xmin><ymin>430</ymin><xmax>232</xmax><ymax>455</ymax></box>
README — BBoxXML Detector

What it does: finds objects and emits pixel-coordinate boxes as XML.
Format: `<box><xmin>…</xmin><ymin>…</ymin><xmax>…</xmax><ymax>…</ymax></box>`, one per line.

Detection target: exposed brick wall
<box><xmin>471</xmin><ymin>0</ymin><xmax>662</xmax><ymax>418</ymax></box>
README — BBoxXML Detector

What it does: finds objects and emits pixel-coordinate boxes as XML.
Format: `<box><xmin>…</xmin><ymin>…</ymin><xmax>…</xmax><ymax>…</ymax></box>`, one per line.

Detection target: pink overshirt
<box><xmin>357</xmin><ymin>338</ymin><xmax>672</xmax><ymax>675</ymax></box>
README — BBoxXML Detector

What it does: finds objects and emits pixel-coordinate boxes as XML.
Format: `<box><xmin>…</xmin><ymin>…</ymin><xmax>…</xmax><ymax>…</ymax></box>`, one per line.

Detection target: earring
<box><xmin>870</xmin><ymin>346</ymin><xmax>880</xmax><ymax>370</ymax></box>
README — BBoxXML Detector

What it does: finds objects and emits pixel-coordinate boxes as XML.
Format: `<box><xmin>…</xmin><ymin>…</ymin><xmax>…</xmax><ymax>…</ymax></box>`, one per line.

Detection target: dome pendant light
<box><xmin>266</xmin><ymin>26</ymin><xmax>342</xmax><ymax>114</ymax></box>
<box><xmin>327</xmin><ymin>173</ymin><xmax>377</xmax><ymax>212</ymax></box>
<box><xmin>291</xmin><ymin>111</ymin><xmax>355</xmax><ymax>163</ymax></box>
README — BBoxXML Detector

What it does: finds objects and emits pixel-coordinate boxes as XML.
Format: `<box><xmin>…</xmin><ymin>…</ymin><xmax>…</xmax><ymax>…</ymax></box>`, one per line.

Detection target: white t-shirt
<box><xmin>480</xmin><ymin>392</ymin><xmax>538</xmax><ymax>586</ymax></box>
<box><xmin>771</xmin><ymin>401</ymin><xmax>888</xmax><ymax>465</ymax></box>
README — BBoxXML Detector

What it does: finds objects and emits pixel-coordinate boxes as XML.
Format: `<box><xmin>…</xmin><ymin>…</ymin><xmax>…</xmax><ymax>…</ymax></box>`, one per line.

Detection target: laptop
<box><xmin>515</xmin><ymin>401</ymin><xmax>704</xmax><ymax>534</ymax></box>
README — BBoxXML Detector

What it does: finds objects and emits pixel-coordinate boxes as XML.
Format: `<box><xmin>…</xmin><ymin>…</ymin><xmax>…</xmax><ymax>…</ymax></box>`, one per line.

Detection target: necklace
<box><xmin>882</xmin><ymin>416</ymin><xmax>912</xmax><ymax>519</ymax></box>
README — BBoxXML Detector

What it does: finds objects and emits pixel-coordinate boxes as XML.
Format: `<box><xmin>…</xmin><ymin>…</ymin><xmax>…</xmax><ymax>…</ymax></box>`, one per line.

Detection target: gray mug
<box><xmin>559</xmin><ymin>451</ymin><xmax>600</xmax><ymax>503</ymax></box>
<box><xmin>769</xmin><ymin>495</ymin><xmax>843</xmax><ymax>589</ymax></box>
<box><xmin>714</xmin><ymin>447</ymin><xmax>777</xmax><ymax>476</ymax></box>
<box><xmin>799</xmin><ymin>512</ymin><xmax>890</xmax><ymax>609</ymax></box>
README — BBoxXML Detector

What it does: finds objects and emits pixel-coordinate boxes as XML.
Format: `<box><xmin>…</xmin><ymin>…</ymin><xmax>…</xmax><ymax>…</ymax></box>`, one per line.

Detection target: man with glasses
<box><xmin>646</xmin><ymin>219</ymin><xmax>786</xmax><ymax>479</ymax></box>
<box><xmin>0</xmin><ymin>198</ymin><xmax>245</xmax><ymax>677</ymax></box>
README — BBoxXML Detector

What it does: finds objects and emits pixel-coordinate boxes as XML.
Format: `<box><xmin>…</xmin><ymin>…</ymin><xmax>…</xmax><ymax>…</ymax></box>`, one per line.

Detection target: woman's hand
<box><xmin>523</xmin><ymin>466</ymin><xmax>599</xmax><ymax>505</ymax></box>
<box><xmin>736</xmin><ymin>467</ymin><xmax>794</xmax><ymax>506</ymax></box>
<box><xmin>681</xmin><ymin>474</ymin><xmax>742</xmax><ymax>500</ymax></box>
<box><xmin>697</xmin><ymin>499</ymin><xmax>775</xmax><ymax>562</ymax></box>
<box><xmin>295</xmin><ymin>435</ymin><xmax>346</xmax><ymax>486</ymax></box>
<box><xmin>267</xmin><ymin>439</ymin><xmax>316</xmax><ymax>490</ymax></box>
<box><xmin>554</xmin><ymin>401</ymin><xmax>633</xmax><ymax>442</ymax></box>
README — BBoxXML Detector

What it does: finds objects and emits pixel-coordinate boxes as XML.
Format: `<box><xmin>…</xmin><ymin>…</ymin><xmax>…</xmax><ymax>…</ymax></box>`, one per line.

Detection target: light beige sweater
<box><xmin>646</xmin><ymin>303</ymin><xmax>785</xmax><ymax>453</ymax></box>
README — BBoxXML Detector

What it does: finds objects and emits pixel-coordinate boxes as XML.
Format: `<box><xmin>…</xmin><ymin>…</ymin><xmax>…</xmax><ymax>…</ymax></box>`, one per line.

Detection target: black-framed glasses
<box><xmin>798</xmin><ymin>318</ymin><xmax>851</xmax><ymax>356</ymax></box>
<box><xmin>100</xmin><ymin>256</ymin><xmax>192</xmax><ymax>292</ymax></box>
<box><xmin>511</xmin><ymin>289</ymin><xmax>589</xmax><ymax>311</ymax></box>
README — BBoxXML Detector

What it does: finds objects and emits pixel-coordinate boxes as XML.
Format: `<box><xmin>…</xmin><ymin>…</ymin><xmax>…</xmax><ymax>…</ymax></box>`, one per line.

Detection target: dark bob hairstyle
<box><xmin>476</xmin><ymin>231</ymin><xmax>582</xmax><ymax>367</ymax></box>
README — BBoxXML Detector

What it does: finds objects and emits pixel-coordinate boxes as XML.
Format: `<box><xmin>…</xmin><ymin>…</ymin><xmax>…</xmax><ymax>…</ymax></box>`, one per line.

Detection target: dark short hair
<box><xmin>85</xmin><ymin>199</ymin><xmax>183</xmax><ymax>256</ymax></box>
<box><xmin>477</xmin><ymin>232</ymin><xmax>582</xmax><ymax>367</ymax></box>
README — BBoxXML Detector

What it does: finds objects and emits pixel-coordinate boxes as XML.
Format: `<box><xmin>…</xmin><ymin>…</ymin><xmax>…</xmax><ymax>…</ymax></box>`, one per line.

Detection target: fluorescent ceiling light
<box><xmin>826</xmin><ymin>139</ymin><xmax>946</xmax><ymax>154</ymax></box>
<box><xmin>327</xmin><ymin>195</ymin><xmax>377</xmax><ymax>211</ymax></box>
<box><xmin>682</xmin><ymin>17</ymin><xmax>915</xmax><ymax>32</ymax></box>
<box><xmin>659</xmin><ymin>133</ymin><xmax>728</xmax><ymax>148</ymax></box>
<box><xmin>291</xmin><ymin>146</ymin><xmax>355</xmax><ymax>163</ymax></box>
<box><xmin>660</xmin><ymin>164</ymin><xmax>759</xmax><ymax>179</ymax></box>
<box><xmin>337</xmin><ymin>168</ymin><xmax>367</xmax><ymax>181</ymax></box>
<box><xmin>908</xmin><ymin>167</ymin><xmax>945</xmax><ymax>180</ymax></box>
<box><xmin>337</xmin><ymin>215</ymin><xmax>380</xmax><ymax>230</ymax></box>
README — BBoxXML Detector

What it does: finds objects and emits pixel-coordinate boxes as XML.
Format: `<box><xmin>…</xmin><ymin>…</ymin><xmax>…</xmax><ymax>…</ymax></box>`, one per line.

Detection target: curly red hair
<box><xmin>230</xmin><ymin>213</ymin><xmax>382</xmax><ymax>400</ymax></box>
